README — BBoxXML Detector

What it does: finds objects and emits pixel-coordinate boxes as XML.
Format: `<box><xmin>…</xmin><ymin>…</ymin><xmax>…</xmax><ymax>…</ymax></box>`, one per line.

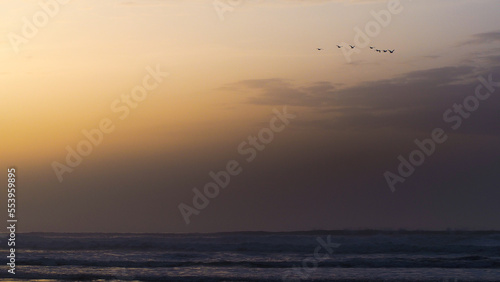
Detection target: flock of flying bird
<box><xmin>317</xmin><ymin>45</ymin><xmax>395</xmax><ymax>53</ymax></box>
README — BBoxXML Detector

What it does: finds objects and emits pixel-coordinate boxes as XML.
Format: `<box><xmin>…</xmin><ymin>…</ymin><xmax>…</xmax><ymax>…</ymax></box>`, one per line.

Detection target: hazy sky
<box><xmin>1</xmin><ymin>0</ymin><xmax>500</xmax><ymax>232</ymax></box>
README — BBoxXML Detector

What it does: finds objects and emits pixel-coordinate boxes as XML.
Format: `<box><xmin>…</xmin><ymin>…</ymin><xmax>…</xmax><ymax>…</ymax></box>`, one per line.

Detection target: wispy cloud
<box><xmin>222</xmin><ymin>59</ymin><xmax>500</xmax><ymax>134</ymax></box>
<box><xmin>459</xmin><ymin>30</ymin><xmax>500</xmax><ymax>46</ymax></box>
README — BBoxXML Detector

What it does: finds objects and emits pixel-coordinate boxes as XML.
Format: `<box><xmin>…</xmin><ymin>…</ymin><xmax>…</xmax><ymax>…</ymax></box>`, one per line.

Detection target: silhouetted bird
<box><xmin>370</xmin><ymin>46</ymin><xmax>375</xmax><ymax>49</ymax></box>
<box><xmin>383</xmin><ymin>50</ymin><xmax>388</xmax><ymax>53</ymax></box>
<box><xmin>376</xmin><ymin>49</ymin><xmax>381</xmax><ymax>53</ymax></box>
<box><xmin>317</xmin><ymin>48</ymin><xmax>323</xmax><ymax>51</ymax></box>
<box><xmin>389</xmin><ymin>49</ymin><xmax>395</xmax><ymax>53</ymax></box>
<box><xmin>349</xmin><ymin>45</ymin><xmax>355</xmax><ymax>49</ymax></box>
<box><xmin>337</xmin><ymin>45</ymin><xmax>343</xmax><ymax>48</ymax></box>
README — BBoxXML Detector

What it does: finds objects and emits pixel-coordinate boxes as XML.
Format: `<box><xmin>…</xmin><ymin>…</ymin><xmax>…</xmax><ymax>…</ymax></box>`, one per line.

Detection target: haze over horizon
<box><xmin>1</xmin><ymin>0</ymin><xmax>500</xmax><ymax>233</ymax></box>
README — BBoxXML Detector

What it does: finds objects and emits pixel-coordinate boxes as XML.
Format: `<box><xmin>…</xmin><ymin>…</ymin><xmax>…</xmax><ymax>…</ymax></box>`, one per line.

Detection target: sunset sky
<box><xmin>1</xmin><ymin>0</ymin><xmax>500</xmax><ymax>232</ymax></box>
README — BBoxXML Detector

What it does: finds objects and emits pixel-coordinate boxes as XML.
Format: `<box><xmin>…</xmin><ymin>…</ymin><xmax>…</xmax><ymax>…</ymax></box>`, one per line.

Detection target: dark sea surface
<box><xmin>1</xmin><ymin>231</ymin><xmax>500</xmax><ymax>281</ymax></box>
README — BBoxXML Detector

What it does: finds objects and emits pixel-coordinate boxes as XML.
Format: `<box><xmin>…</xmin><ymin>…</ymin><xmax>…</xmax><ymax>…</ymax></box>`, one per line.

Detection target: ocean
<box><xmin>1</xmin><ymin>231</ymin><xmax>500</xmax><ymax>281</ymax></box>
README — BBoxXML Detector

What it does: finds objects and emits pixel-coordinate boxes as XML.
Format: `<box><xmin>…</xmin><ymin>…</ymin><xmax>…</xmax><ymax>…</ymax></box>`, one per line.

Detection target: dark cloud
<box><xmin>222</xmin><ymin>78</ymin><xmax>339</xmax><ymax>107</ymax></box>
<box><xmin>459</xmin><ymin>30</ymin><xmax>500</xmax><ymax>46</ymax></box>
<box><xmin>223</xmin><ymin>59</ymin><xmax>500</xmax><ymax>135</ymax></box>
